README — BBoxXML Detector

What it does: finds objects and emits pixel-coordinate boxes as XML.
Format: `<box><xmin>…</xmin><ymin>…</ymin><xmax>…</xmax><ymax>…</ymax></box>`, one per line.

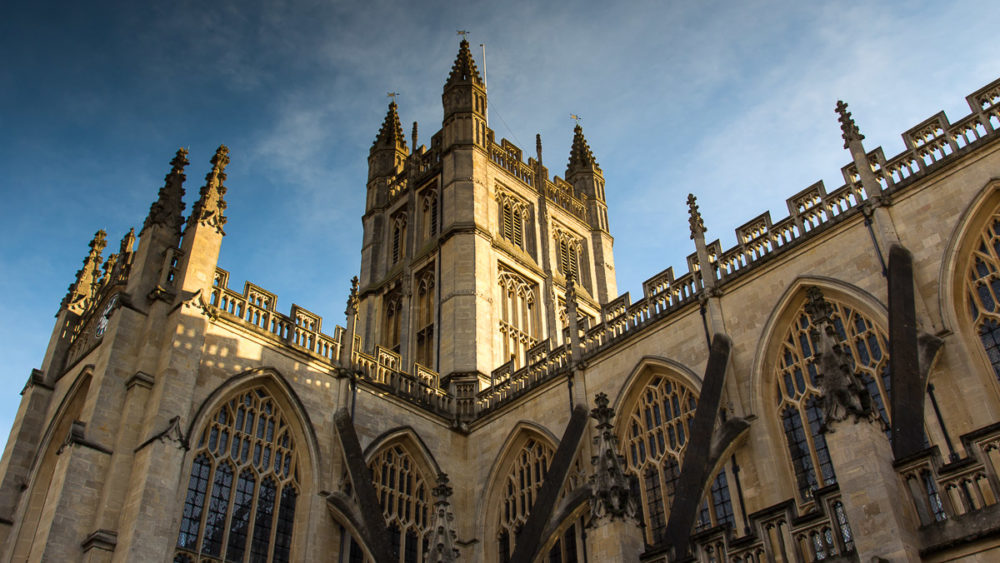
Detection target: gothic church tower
<box><xmin>355</xmin><ymin>40</ymin><xmax>618</xmax><ymax>389</ymax></box>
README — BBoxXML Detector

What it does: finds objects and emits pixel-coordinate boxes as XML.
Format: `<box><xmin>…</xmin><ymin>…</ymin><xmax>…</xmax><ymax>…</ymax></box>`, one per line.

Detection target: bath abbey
<box><xmin>4</xmin><ymin>40</ymin><xmax>1000</xmax><ymax>562</ymax></box>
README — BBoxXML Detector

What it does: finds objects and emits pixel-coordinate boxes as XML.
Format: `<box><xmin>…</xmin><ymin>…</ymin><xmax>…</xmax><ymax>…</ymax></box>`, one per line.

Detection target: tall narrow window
<box><xmin>175</xmin><ymin>387</ymin><xmax>300</xmax><ymax>562</ymax></box>
<box><xmin>498</xmin><ymin>267</ymin><xmax>538</xmax><ymax>367</ymax></box>
<box><xmin>557</xmin><ymin>235</ymin><xmax>580</xmax><ymax>280</ymax></box>
<box><xmin>621</xmin><ymin>375</ymin><xmax>735</xmax><ymax>546</ymax></box>
<box><xmin>391</xmin><ymin>214</ymin><xmax>407</xmax><ymax>264</ymax></box>
<box><xmin>497</xmin><ymin>192</ymin><xmax>526</xmax><ymax>250</ymax></box>
<box><xmin>775</xmin><ymin>297</ymin><xmax>889</xmax><ymax>500</ymax></box>
<box><xmin>368</xmin><ymin>444</ymin><xmax>432</xmax><ymax>563</ymax></box>
<box><xmin>383</xmin><ymin>292</ymin><xmax>403</xmax><ymax>354</ymax></box>
<box><xmin>423</xmin><ymin>192</ymin><xmax>439</xmax><ymax>239</ymax></box>
<box><xmin>415</xmin><ymin>271</ymin><xmax>435</xmax><ymax>368</ymax></box>
<box><xmin>965</xmin><ymin>213</ymin><xmax>1000</xmax><ymax>380</ymax></box>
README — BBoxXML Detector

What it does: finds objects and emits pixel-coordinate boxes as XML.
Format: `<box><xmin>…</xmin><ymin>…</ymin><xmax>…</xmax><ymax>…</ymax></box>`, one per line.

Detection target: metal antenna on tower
<box><xmin>480</xmin><ymin>43</ymin><xmax>489</xmax><ymax>127</ymax></box>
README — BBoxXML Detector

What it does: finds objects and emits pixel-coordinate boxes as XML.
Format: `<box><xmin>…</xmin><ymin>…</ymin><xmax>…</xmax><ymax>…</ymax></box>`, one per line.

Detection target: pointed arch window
<box><xmin>498</xmin><ymin>267</ymin><xmax>538</xmax><ymax>367</ymax></box>
<box><xmin>965</xmin><ymin>212</ymin><xmax>1000</xmax><ymax>380</ymax></box>
<box><xmin>391</xmin><ymin>214</ymin><xmax>407</xmax><ymax>265</ymax></box>
<box><xmin>175</xmin><ymin>386</ymin><xmax>300</xmax><ymax>562</ymax></box>
<box><xmin>415</xmin><ymin>270</ymin><xmax>435</xmax><ymax>368</ymax></box>
<box><xmin>422</xmin><ymin>192</ymin><xmax>439</xmax><ymax>239</ymax></box>
<box><xmin>621</xmin><ymin>375</ymin><xmax>735</xmax><ymax>545</ymax></box>
<box><xmin>498</xmin><ymin>194</ymin><xmax>527</xmax><ymax>250</ymax></box>
<box><xmin>496</xmin><ymin>437</ymin><xmax>585</xmax><ymax>562</ymax></box>
<box><xmin>383</xmin><ymin>291</ymin><xmax>403</xmax><ymax>354</ymax></box>
<box><xmin>367</xmin><ymin>444</ymin><xmax>432</xmax><ymax>563</ymax></box>
<box><xmin>556</xmin><ymin>235</ymin><xmax>580</xmax><ymax>281</ymax></box>
<box><xmin>775</xmin><ymin>297</ymin><xmax>890</xmax><ymax>501</ymax></box>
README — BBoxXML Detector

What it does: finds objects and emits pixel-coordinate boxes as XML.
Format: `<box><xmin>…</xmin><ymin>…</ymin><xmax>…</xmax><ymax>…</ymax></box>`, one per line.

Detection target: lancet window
<box><xmin>556</xmin><ymin>234</ymin><xmax>580</xmax><ymax>281</ymax></box>
<box><xmin>383</xmin><ymin>291</ymin><xmax>403</xmax><ymax>354</ymax></box>
<box><xmin>422</xmin><ymin>192</ymin><xmax>439</xmax><ymax>239</ymax></box>
<box><xmin>175</xmin><ymin>387</ymin><xmax>299</xmax><ymax>563</ymax></box>
<box><xmin>965</xmin><ymin>211</ymin><xmax>1000</xmax><ymax>380</ymax></box>
<box><xmin>775</xmin><ymin>297</ymin><xmax>890</xmax><ymax>500</ymax></box>
<box><xmin>621</xmin><ymin>375</ymin><xmax>734</xmax><ymax>545</ymax></box>
<box><xmin>497</xmin><ymin>267</ymin><xmax>538</xmax><ymax>367</ymax></box>
<box><xmin>415</xmin><ymin>270</ymin><xmax>435</xmax><ymax>368</ymax></box>
<box><xmin>369</xmin><ymin>444</ymin><xmax>432</xmax><ymax>563</ymax></box>
<box><xmin>391</xmin><ymin>214</ymin><xmax>407</xmax><ymax>265</ymax></box>
<box><xmin>497</xmin><ymin>192</ymin><xmax>526</xmax><ymax>250</ymax></box>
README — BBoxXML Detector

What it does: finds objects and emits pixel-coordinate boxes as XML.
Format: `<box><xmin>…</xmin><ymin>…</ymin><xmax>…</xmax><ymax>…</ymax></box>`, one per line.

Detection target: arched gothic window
<box><xmin>496</xmin><ymin>436</ymin><xmax>585</xmax><ymax>562</ymax></box>
<box><xmin>175</xmin><ymin>387</ymin><xmax>300</xmax><ymax>562</ymax></box>
<box><xmin>497</xmin><ymin>267</ymin><xmax>538</xmax><ymax>367</ymax></box>
<box><xmin>775</xmin><ymin>296</ymin><xmax>890</xmax><ymax>500</ymax></box>
<box><xmin>415</xmin><ymin>270</ymin><xmax>435</xmax><ymax>368</ymax></box>
<box><xmin>497</xmin><ymin>193</ymin><xmax>526</xmax><ymax>250</ymax></box>
<box><xmin>621</xmin><ymin>375</ymin><xmax>734</xmax><ymax>545</ymax></box>
<box><xmin>965</xmin><ymin>211</ymin><xmax>1000</xmax><ymax>380</ymax></box>
<box><xmin>556</xmin><ymin>234</ymin><xmax>580</xmax><ymax>281</ymax></box>
<box><xmin>423</xmin><ymin>192</ymin><xmax>439</xmax><ymax>239</ymax></box>
<box><xmin>383</xmin><ymin>292</ymin><xmax>403</xmax><ymax>353</ymax></box>
<box><xmin>369</xmin><ymin>444</ymin><xmax>432</xmax><ymax>563</ymax></box>
<box><xmin>391</xmin><ymin>214</ymin><xmax>407</xmax><ymax>265</ymax></box>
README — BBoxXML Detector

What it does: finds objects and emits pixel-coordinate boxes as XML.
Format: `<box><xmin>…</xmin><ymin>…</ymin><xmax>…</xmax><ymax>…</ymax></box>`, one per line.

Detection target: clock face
<box><xmin>95</xmin><ymin>294</ymin><xmax>119</xmax><ymax>338</ymax></box>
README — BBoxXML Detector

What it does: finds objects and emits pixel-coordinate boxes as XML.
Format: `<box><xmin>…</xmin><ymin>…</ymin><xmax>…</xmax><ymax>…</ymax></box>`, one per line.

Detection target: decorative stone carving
<box><xmin>804</xmin><ymin>287</ymin><xmax>874</xmax><ymax>430</ymax></box>
<box><xmin>426</xmin><ymin>472</ymin><xmax>459</xmax><ymax>562</ymax></box>
<box><xmin>64</xmin><ymin>230</ymin><xmax>107</xmax><ymax>313</ymax></box>
<box><xmin>188</xmin><ymin>145</ymin><xmax>229</xmax><ymax>235</ymax></box>
<box><xmin>142</xmin><ymin>148</ymin><xmax>188</xmax><ymax>238</ymax></box>
<box><xmin>687</xmin><ymin>193</ymin><xmax>705</xmax><ymax>239</ymax></box>
<box><xmin>588</xmin><ymin>392</ymin><xmax>639</xmax><ymax>523</ymax></box>
<box><xmin>836</xmin><ymin>100</ymin><xmax>865</xmax><ymax>149</ymax></box>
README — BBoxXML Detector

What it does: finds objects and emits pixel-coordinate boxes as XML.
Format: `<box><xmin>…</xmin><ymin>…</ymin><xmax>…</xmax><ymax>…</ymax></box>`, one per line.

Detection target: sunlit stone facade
<box><xmin>2</xmin><ymin>41</ymin><xmax>1000</xmax><ymax>562</ymax></box>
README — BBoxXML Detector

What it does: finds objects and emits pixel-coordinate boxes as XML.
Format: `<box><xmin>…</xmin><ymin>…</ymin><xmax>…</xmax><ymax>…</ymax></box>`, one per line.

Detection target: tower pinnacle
<box><xmin>188</xmin><ymin>145</ymin><xmax>230</xmax><ymax>235</ymax></box>
<box><xmin>63</xmin><ymin>230</ymin><xmax>107</xmax><ymax>312</ymax></box>
<box><xmin>567</xmin><ymin>124</ymin><xmax>600</xmax><ymax>174</ymax></box>
<box><xmin>372</xmin><ymin>101</ymin><xmax>408</xmax><ymax>153</ymax></box>
<box><xmin>445</xmin><ymin>39</ymin><xmax>483</xmax><ymax>87</ymax></box>
<box><xmin>687</xmin><ymin>194</ymin><xmax>705</xmax><ymax>239</ymax></box>
<box><xmin>142</xmin><ymin>148</ymin><xmax>189</xmax><ymax>238</ymax></box>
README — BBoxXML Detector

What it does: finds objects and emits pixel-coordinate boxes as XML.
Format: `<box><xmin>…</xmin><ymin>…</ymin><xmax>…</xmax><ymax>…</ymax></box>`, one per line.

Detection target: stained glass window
<box><xmin>966</xmin><ymin>215</ymin><xmax>1000</xmax><ymax>379</ymax></box>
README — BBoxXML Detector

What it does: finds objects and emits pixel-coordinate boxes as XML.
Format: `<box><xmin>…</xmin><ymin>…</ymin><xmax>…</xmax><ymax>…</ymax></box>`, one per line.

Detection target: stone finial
<box><xmin>426</xmin><ymin>472</ymin><xmax>459</xmax><ymax>562</ymax></box>
<box><xmin>687</xmin><ymin>194</ymin><xmax>705</xmax><ymax>239</ymax></box>
<box><xmin>567</xmin><ymin>124</ymin><xmax>600</xmax><ymax>174</ymax></box>
<box><xmin>836</xmin><ymin>100</ymin><xmax>865</xmax><ymax>149</ymax></box>
<box><xmin>805</xmin><ymin>287</ymin><xmax>874</xmax><ymax>429</ymax></box>
<box><xmin>445</xmin><ymin>39</ymin><xmax>483</xmax><ymax>88</ymax></box>
<box><xmin>345</xmin><ymin>276</ymin><xmax>360</xmax><ymax>317</ymax></box>
<box><xmin>535</xmin><ymin>133</ymin><xmax>542</xmax><ymax>164</ymax></box>
<box><xmin>142</xmin><ymin>148</ymin><xmax>189</xmax><ymax>237</ymax></box>
<box><xmin>63</xmin><ymin>230</ymin><xmax>108</xmax><ymax>311</ymax></box>
<box><xmin>589</xmin><ymin>392</ymin><xmax>639</xmax><ymax>523</ymax></box>
<box><xmin>412</xmin><ymin>121</ymin><xmax>419</xmax><ymax>149</ymax></box>
<box><xmin>372</xmin><ymin>101</ymin><xmax>408</xmax><ymax>152</ymax></box>
<box><xmin>119</xmin><ymin>227</ymin><xmax>136</xmax><ymax>255</ymax></box>
<box><xmin>188</xmin><ymin>145</ymin><xmax>230</xmax><ymax>235</ymax></box>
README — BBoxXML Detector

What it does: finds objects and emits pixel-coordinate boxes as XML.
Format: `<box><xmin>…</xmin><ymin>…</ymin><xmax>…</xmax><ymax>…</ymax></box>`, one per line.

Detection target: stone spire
<box><xmin>445</xmin><ymin>39</ymin><xmax>483</xmax><ymax>87</ymax></box>
<box><xmin>426</xmin><ymin>473</ymin><xmax>460</xmax><ymax>562</ymax></box>
<box><xmin>687</xmin><ymin>194</ymin><xmax>705</xmax><ymax>240</ymax></box>
<box><xmin>188</xmin><ymin>145</ymin><xmax>230</xmax><ymax>235</ymax></box>
<box><xmin>142</xmin><ymin>148</ymin><xmax>188</xmax><ymax>238</ymax></box>
<box><xmin>63</xmin><ymin>230</ymin><xmax>107</xmax><ymax>312</ymax></box>
<box><xmin>589</xmin><ymin>392</ymin><xmax>639</xmax><ymax>523</ymax></box>
<box><xmin>804</xmin><ymin>286</ymin><xmax>874</xmax><ymax>429</ymax></box>
<box><xmin>836</xmin><ymin>100</ymin><xmax>864</xmax><ymax>149</ymax></box>
<box><xmin>372</xmin><ymin>101</ymin><xmax>408</xmax><ymax>153</ymax></box>
<box><xmin>567</xmin><ymin>124</ymin><xmax>600</xmax><ymax>174</ymax></box>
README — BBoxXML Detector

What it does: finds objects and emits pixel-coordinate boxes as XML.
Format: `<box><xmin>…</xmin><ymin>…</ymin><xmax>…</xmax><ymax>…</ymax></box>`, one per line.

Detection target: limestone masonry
<box><xmin>3</xmin><ymin>40</ymin><xmax>1000</xmax><ymax>562</ymax></box>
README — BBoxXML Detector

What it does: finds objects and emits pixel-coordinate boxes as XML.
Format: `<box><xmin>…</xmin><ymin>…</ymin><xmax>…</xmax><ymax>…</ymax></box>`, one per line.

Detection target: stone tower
<box><xmin>355</xmin><ymin>39</ymin><xmax>617</xmax><ymax>388</ymax></box>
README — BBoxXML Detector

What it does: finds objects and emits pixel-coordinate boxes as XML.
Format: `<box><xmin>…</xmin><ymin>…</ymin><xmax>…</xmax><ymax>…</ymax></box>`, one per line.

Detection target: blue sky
<box><xmin>1</xmin><ymin>0</ymin><xmax>997</xmax><ymax>443</ymax></box>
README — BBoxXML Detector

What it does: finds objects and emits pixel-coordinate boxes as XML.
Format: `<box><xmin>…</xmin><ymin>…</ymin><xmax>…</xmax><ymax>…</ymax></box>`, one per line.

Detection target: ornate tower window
<box><xmin>497</xmin><ymin>191</ymin><xmax>526</xmax><ymax>250</ymax></box>
<box><xmin>621</xmin><ymin>375</ymin><xmax>734</xmax><ymax>545</ymax></box>
<box><xmin>775</xmin><ymin>297</ymin><xmax>890</xmax><ymax>500</ymax></box>
<box><xmin>555</xmin><ymin>232</ymin><xmax>580</xmax><ymax>281</ymax></box>
<box><xmin>497</xmin><ymin>267</ymin><xmax>538</xmax><ymax>367</ymax></box>
<box><xmin>391</xmin><ymin>214</ymin><xmax>407</xmax><ymax>264</ymax></box>
<box><xmin>383</xmin><ymin>291</ymin><xmax>403</xmax><ymax>353</ymax></box>
<box><xmin>369</xmin><ymin>444</ymin><xmax>432</xmax><ymax>563</ymax></box>
<box><xmin>415</xmin><ymin>270</ymin><xmax>435</xmax><ymax>368</ymax></box>
<box><xmin>175</xmin><ymin>387</ymin><xmax>299</xmax><ymax>563</ymax></box>
<box><xmin>422</xmin><ymin>192</ymin><xmax>439</xmax><ymax>239</ymax></box>
<box><xmin>965</xmin><ymin>211</ymin><xmax>1000</xmax><ymax>380</ymax></box>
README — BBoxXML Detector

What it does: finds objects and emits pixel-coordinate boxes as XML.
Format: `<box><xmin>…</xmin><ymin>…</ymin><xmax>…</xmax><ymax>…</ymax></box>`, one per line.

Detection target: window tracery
<box><xmin>554</xmin><ymin>231</ymin><xmax>581</xmax><ymax>281</ymax></box>
<box><xmin>497</xmin><ymin>267</ymin><xmax>538</xmax><ymax>367</ymax></box>
<box><xmin>175</xmin><ymin>386</ymin><xmax>299</xmax><ymax>563</ymax></box>
<box><xmin>369</xmin><ymin>444</ymin><xmax>431</xmax><ymax>563</ymax></box>
<box><xmin>620</xmin><ymin>375</ymin><xmax>734</xmax><ymax>545</ymax></box>
<box><xmin>775</xmin><ymin>297</ymin><xmax>890</xmax><ymax>500</ymax></box>
<box><xmin>391</xmin><ymin>214</ymin><xmax>407</xmax><ymax>264</ymax></box>
<box><xmin>415</xmin><ymin>270</ymin><xmax>435</xmax><ymax>368</ymax></box>
<box><xmin>383</xmin><ymin>291</ymin><xmax>403</xmax><ymax>353</ymax></box>
<box><xmin>496</xmin><ymin>191</ymin><xmax>527</xmax><ymax>250</ymax></box>
<box><xmin>965</xmin><ymin>212</ymin><xmax>1000</xmax><ymax>380</ymax></box>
